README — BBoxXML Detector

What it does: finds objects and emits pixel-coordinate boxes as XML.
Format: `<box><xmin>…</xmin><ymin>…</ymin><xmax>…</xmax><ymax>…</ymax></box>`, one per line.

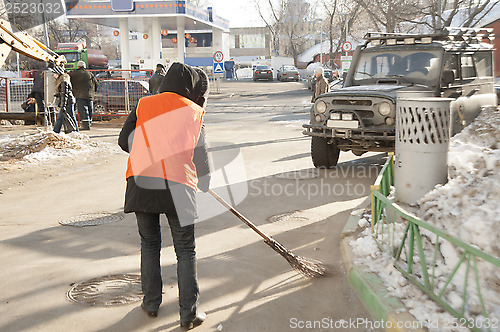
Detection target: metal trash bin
<box><xmin>395</xmin><ymin>95</ymin><xmax>453</xmax><ymax>204</ymax></box>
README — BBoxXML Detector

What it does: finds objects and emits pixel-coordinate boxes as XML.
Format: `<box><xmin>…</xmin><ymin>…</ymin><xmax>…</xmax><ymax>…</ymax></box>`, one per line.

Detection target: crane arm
<box><xmin>0</xmin><ymin>18</ymin><xmax>66</xmax><ymax>69</ymax></box>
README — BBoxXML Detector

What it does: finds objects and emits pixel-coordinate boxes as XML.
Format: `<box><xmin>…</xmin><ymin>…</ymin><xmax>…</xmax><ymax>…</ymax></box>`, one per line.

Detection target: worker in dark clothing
<box><xmin>28</xmin><ymin>66</ymin><xmax>50</xmax><ymax>117</ymax></box>
<box><xmin>53</xmin><ymin>70</ymin><xmax>78</xmax><ymax>134</ymax></box>
<box><xmin>69</xmin><ymin>60</ymin><xmax>99</xmax><ymax>130</ymax></box>
<box><xmin>118</xmin><ymin>63</ymin><xmax>210</xmax><ymax>330</ymax></box>
<box><xmin>148</xmin><ymin>63</ymin><xmax>166</xmax><ymax>94</ymax></box>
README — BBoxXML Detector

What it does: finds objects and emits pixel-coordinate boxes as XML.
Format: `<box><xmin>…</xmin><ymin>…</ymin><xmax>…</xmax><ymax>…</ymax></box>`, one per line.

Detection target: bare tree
<box><xmin>352</xmin><ymin>0</ymin><xmax>424</xmax><ymax>32</ymax></box>
<box><xmin>420</xmin><ymin>0</ymin><xmax>499</xmax><ymax>32</ymax></box>
<box><xmin>253</xmin><ymin>0</ymin><xmax>286</xmax><ymax>55</ymax></box>
<box><xmin>321</xmin><ymin>0</ymin><xmax>360</xmax><ymax>67</ymax></box>
<box><xmin>253</xmin><ymin>0</ymin><xmax>314</xmax><ymax>61</ymax></box>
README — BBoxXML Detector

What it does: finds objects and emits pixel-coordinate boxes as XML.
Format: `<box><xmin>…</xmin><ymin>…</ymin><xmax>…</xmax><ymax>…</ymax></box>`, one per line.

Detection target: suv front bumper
<box><xmin>302</xmin><ymin>123</ymin><xmax>395</xmax><ymax>141</ymax></box>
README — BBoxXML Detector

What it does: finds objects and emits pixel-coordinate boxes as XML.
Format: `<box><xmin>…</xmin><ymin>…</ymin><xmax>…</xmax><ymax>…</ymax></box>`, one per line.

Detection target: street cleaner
<box><xmin>118</xmin><ymin>62</ymin><xmax>210</xmax><ymax>330</ymax></box>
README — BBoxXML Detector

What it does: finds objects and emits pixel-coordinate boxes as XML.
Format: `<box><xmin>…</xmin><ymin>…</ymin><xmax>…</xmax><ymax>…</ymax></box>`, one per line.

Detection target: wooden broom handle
<box><xmin>208</xmin><ymin>189</ymin><xmax>271</xmax><ymax>242</ymax></box>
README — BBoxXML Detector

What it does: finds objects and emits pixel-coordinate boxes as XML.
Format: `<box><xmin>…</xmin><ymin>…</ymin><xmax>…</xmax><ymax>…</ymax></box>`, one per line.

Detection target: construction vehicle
<box><xmin>303</xmin><ymin>28</ymin><xmax>497</xmax><ymax>168</ymax></box>
<box><xmin>0</xmin><ymin>18</ymin><xmax>67</xmax><ymax>123</ymax></box>
<box><xmin>0</xmin><ymin>19</ymin><xmax>66</xmax><ymax>70</ymax></box>
<box><xmin>55</xmin><ymin>42</ymin><xmax>108</xmax><ymax>70</ymax></box>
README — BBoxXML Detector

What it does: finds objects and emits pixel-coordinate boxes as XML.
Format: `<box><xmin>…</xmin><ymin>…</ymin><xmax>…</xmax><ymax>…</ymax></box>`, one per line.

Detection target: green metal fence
<box><xmin>371</xmin><ymin>155</ymin><xmax>500</xmax><ymax>332</ymax></box>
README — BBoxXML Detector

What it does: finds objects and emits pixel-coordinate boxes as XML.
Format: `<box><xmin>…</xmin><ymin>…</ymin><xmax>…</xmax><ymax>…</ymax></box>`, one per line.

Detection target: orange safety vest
<box><xmin>125</xmin><ymin>92</ymin><xmax>205</xmax><ymax>190</ymax></box>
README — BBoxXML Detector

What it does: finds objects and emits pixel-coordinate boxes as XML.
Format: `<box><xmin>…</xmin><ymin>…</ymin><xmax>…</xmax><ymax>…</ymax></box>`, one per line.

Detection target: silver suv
<box><xmin>303</xmin><ymin>28</ymin><xmax>497</xmax><ymax>168</ymax></box>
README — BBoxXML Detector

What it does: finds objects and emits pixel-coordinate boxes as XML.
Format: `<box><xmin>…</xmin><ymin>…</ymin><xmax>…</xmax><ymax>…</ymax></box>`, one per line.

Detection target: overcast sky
<box><xmin>207</xmin><ymin>0</ymin><xmax>265</xmax><ymax>27</ymax></box>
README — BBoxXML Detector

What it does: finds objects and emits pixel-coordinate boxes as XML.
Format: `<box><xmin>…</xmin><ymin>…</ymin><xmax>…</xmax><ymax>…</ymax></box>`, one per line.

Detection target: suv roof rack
<box><xmin>364</xmin><ymin>27</ymin><xmax>494</xmax><ymax>48</ymax></box>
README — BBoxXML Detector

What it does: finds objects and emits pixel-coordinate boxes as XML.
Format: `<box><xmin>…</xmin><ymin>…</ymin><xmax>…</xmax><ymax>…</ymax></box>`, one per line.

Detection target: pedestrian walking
<box><xmin>148</xmin><ymin>63</ymin><xmax>166</xmax><ymax>94</ymax></box>
<box><xmin>53</xmin><ymin>70</ymin><xmax>78</xmax><ymax>134</ymax></box>
<box><xmin>311</xmin><ymin>67</ymin><xmax>330</xmax><ymax>102</ymax></box>
<box><xmin>118</xmin><ymin>63</ymin><xmax>211</xmax><ymax>330</ymax></box>
<box><xmin>69</xmin><ymin>60</ymin><xmax>99</xmax><ymax>130</ymax></box>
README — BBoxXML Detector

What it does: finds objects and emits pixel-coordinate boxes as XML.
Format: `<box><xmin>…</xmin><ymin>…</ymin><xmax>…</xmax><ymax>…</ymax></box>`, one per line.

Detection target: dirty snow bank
<box><xmin>350</xmin><ymin>107</ymin><xmax>500</xmax><ymax>331</ymax></box>
<box><xmin>0</xmin><ymin>130</ymin><xmax>120</xmax><ymax>165</ymax></box>
<box><xmin>350</xmin><ymin>226</ymin><xmax>461</xmax><ymax>331</ymax></box>
<box><xmin>420</xmin><ymin>106</ymin><xmax>500</xmax><ymax>257</ymax></box>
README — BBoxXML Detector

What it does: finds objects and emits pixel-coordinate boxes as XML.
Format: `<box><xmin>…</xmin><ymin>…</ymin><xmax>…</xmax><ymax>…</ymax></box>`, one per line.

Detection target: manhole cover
<box><xmin>67</xmin><ymin>274</ymin><xmax>142</xmax><ymax>306</ymax></box>
<box><xmin>274</xmin><ymin>170</ymin><xmax>320</xmax><ymax>180</ymax></box>
<box><xmin>60</xmin><ymin>213</ymin><xmax>123</xmax><ymax>227</ymax></box>
<box><xmin>267</xmin><ymin>211</ymin><xmax>309</xmax><ymax>223</ymax></box>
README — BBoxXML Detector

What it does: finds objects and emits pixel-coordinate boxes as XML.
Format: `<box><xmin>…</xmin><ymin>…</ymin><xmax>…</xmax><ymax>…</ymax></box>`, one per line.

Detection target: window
<box><xmin>443</xmin><ymin>54</ymin><xmax>459</xmax><ymax>81</ymax></box>
<box><xmin>473</xmin><ymin>52</ymin><xmax>493</xmax><ymax>77</ymax></box>
<box><xmin>460</xmin><ymin>55</ymin><xmax>476</xmax><ymax>79</ymax></box>
<box><xmin>62</xmin><ymin>52</ymin><xmax>79</xmax><ymax>62</ymax></box>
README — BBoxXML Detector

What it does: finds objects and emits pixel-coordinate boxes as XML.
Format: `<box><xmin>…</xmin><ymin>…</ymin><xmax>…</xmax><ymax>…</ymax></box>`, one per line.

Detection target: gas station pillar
<box><xmin>151</xmin><ymin>18</ymin><xmax>161</xmax><ymax>68</ymax></box>
<box><xmin>176</xmin><ymin>16</ymin><xmax>185</xmax><ymax>63</ymax></box>
<box><xmin>119</xmin><ymin>17</ymin><xmax>130</xmax><ymax>77</ymax></box>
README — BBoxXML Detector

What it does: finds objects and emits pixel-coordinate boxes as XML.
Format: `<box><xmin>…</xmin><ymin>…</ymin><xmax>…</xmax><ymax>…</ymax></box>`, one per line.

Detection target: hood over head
<box><xmin>158</xmin><ymin>62</ymin><xmax>208</xmax><ymax>106</ymax></box>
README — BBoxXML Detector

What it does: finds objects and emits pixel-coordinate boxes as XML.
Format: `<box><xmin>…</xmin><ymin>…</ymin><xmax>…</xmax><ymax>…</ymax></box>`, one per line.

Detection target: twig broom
<box><xmin>208</xmin><ymin>189</ymin><xmax>328</xmax><ymax>278</ymax></box>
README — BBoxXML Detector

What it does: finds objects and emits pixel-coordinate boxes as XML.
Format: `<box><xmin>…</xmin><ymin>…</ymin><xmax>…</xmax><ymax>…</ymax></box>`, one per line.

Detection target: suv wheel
<box><xmin>311</xmin><ymin>136</ymin><xmax>340</xmax><ymax>168</ymax></box>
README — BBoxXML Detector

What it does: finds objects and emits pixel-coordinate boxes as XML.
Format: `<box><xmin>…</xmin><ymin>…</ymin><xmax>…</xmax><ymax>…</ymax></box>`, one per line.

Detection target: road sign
<box><xmin>213</xmin><ymin>51</ymin><xmax>223</xmax><ymax>63</ymax></box>
<box><xmin>342</xmin><ymin>42</ymin><xmax>353</xmax><ymax>53</ymax></box>
<box><xmin>341</xmin><ymin>55</ymin><xmax>352</xmax><ymax>72</ymax></box>
<box><xmin>213</xmin><ymin>62</ymin><xmax>224</xmax><ymax>74</ymax></box>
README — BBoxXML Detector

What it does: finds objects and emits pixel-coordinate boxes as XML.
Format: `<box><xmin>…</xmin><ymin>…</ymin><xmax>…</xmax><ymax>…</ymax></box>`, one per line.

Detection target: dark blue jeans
<box><xmin>135</xmin><ymin>211</ymin><xmax>199</xmax><ymax>321</ymax></box>
<box><xmin>53</xmin><ymin>102</ymin><xmax>78</xmax><ymax>134</ymax></box>
<box><xmin>76</xmin><ymin>98</ymin><xmax>93</xmax><ymax>129</ymax></box>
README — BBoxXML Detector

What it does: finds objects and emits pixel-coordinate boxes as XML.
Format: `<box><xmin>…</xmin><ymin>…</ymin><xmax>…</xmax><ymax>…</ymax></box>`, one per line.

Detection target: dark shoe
<box><xmin>141</xmin><ymin>303</ymin><xmax>158</xmax><ymax>318</ymax></box>
<box><xmin>180</xmin><ymin>312</ymin><xmax>206</xmax><ymax>330</ymax></box>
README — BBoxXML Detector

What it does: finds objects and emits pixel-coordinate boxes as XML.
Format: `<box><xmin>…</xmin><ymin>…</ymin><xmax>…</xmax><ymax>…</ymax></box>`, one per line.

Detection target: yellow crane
<box><xmin>0</xmin><ymin>18</ymin><xmax>66</xmax><ymax>69</ymax></box>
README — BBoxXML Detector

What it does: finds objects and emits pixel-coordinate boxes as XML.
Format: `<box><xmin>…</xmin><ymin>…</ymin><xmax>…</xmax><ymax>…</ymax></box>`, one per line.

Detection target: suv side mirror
<box><xmin>441</xmin><ymin>70</ymin><xmax>455</xmax><ymax>86</ymax></box>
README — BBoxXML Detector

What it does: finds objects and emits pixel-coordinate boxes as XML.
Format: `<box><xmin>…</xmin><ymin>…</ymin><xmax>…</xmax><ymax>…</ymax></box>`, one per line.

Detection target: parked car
<box><xmin>253</xmin><ymin>65</ymin><xmax>273</xmax><ymax>81</ymax></box>
<box><xmin>277</xmin><ymin>65</ymin><xmax>300</xmax><ymax>82</ymax></box>
<box><xmin>94</xmin><ymin>79</ymin><xmax>150</xmax><ymax>115</ymax></box>
<box><xmin>323</xmin><ymin>68</ymin><xmax>336</xmax><ymax>82</ymax></box>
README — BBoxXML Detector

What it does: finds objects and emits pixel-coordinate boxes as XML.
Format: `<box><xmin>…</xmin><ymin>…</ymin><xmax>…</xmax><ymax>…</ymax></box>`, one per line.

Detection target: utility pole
<box><xmin>436</xmin><ymin>0</ymin><xmax>442</xmax><ymax>32</ymax></box>
<box><xmin>320</xmin><ymin>21</ymin><xmax>323</xmax><ymax>64</ymax></box>
<box><xmin>41</xmin><ymin>0</ymin><xmax>50</xmax><ymax>47</ymax></box>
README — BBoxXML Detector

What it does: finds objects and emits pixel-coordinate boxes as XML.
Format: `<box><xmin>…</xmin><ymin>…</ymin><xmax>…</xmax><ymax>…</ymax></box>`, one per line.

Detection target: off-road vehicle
<box><xmin>303</xmin><ymin>28</ymin><xmax>497</xmax><ymax>168</ymax></box>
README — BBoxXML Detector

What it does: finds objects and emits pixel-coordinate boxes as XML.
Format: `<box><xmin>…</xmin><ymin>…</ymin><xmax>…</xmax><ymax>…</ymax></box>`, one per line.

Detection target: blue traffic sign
<box><xmin>213</xmin><ymin>62</ymin><xmax>224</xmax><ymax>74</ymax></box>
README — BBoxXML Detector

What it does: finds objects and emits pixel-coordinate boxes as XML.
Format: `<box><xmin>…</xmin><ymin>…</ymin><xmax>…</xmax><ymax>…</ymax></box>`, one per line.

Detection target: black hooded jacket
<box><xmin>118</xmin><ymin>63</ymin><xmax>210</xmax><ymax>219</ymax></box>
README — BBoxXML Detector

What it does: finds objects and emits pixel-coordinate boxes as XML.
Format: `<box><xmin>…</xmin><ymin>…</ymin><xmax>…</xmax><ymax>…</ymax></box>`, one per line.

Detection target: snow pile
<box><xmin>350</xmin><ymin>228</ymin><xmax>460</xmax><ymax>331</ymax></box>
<box><xmin>417</xmin><ymin>106</ymin><xmax>500</xmax><ymax>327</ymax></box>
<box><xmin>0</xmin><ymin>130</ymin><xmax>117</xmax><ymax>164</ymax></box>
<box><xmin>350</xmin><ymin>107</ymin><xmax>500</xmax><ymax>331</ymax></box>
<box><xmin>420</xmin><ymin>106</ymin><xmax>500</xmax><ymax>257</ymax></box>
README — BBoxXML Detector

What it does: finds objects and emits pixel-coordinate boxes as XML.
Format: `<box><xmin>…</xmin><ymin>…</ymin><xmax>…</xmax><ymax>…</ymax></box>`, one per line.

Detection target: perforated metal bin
<box><xmin>395</xmin><ymin>95</ymin><xmax>453</xmax><ymax>204</ymax></box>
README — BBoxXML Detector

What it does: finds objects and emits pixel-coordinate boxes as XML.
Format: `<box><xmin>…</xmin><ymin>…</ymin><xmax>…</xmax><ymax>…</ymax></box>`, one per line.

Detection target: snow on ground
<box><xmin>0</xmin><ymin>130</ymin><xmax>121</xmax><ymax>167</ymax></box>
<box><xmin>350</xmin><ymin>107</ymin><xmax>500</xmax><ymax>331</ymax></box>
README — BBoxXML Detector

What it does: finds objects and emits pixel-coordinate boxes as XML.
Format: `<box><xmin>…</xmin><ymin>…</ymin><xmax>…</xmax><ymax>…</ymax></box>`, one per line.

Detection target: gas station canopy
<box><xmin>65</xmin><ymin>0</ymin><xmax>231</xmax><ymax>70</ymax></box>
<box><xmin>66</xmin><ymin>0</ymin><xmax>229</xmax><ymax>33</ymax></box>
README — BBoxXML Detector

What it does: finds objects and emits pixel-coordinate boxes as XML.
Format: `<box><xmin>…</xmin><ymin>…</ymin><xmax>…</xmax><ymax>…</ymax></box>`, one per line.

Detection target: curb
<box><xmin>340</xmin><ymin>210</ymin><xmax>425</xmax><ymax>332</ymax></box>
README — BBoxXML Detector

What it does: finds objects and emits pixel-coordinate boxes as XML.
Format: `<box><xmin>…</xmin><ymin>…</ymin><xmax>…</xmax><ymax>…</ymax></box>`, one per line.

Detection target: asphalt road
<box><xmin>0</xmin><ymin>79</ymin><xmax>384</xmax><ymax>331</ymax></box>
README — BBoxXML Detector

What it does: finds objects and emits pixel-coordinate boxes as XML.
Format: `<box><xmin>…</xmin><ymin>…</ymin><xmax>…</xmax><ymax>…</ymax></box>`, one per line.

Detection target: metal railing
<box><xmin>0</xmin><ymin>75</ymin><xmax>150</xmax><ymax>120</ymax></box>
<box><xmin>93</xmin><ymin>77</ymin><xmax>150</xmax><ymax>119</ymax></box>
<box><xmin>0</xmin><ymin>77</ymin><xmax>34</xmax><ymax>113</ymax></box>
<box><xmin>371</xmin><ymin>155</ymin><xmax>500</xmax><ymax>332</ymax></box>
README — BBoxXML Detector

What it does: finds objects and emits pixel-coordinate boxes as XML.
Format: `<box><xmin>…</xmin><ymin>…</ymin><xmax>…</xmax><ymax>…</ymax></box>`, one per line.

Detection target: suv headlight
<box><xmin>315</xmin><ymin>100</ymin><xmax>327</xmax><ymax>114</ymax></box>
<box><xmin>378</xmin><ymin>102</ymin><xmax>391</xmax><ymax>116</ymax></box>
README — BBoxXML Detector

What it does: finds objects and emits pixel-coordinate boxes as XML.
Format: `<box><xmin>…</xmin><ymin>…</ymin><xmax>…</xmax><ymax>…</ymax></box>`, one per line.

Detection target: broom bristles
<box><xmin>265</xmin><ymin>238</ymin><xmax>328</xmax><ymax>278</ymax></box>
